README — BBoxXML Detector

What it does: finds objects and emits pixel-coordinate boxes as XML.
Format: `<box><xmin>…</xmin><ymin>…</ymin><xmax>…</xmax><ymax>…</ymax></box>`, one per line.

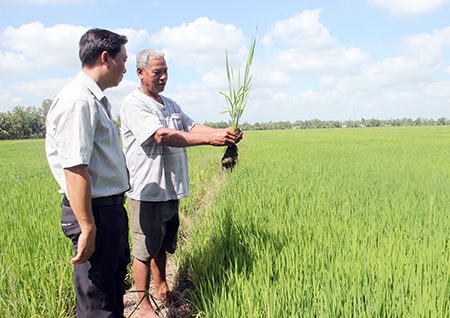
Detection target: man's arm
<box><xmin>152</xmin><ymin>124</ymin><xmax>241</xmax><ymax>147</ymax></box>
<box><xmin>191</xmin><ymin>124</ymin><xmax>243</xmax><ymax>143</ymax></box>
<box><xmin>64</xmin><ymin>165</ymin><xmax>96</xmax><ymax>264</ymax></box>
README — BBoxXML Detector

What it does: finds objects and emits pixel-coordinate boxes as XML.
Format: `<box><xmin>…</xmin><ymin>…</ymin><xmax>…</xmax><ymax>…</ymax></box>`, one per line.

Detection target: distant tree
<box><xmin>204</xmin><ymin>121</ymin><xmax>229</xmax><ymax>129</ymax></box>
<box><xmin>0</xmin><ymin>105</ymin><xmax>46</xmax><ymax>140</ymax></box>
<box><xmin>437</xmin><ymin>117</ymin><xmax>447</xmax><ymax>125</ymax></box>
<box><xmin>413</xmin><ymin>118</ymin><xmax>423</xmax><ymax>126</ymax></box>
<box><xmin>367</xmin><ymin>118</ymin><xmax>381</xmax><ymax>127</ymax></box>
<box><xmin>41</xmin><ymin>99</ymin><xmax>53</xmax><ymax>117</ymax></box>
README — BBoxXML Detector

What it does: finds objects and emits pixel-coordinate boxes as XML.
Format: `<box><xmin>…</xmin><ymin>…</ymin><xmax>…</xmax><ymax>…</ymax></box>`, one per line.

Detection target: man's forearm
<box><xmin>153</xmin><ymin>127</ymin><xmax>211</xmax><ymax>147</ymax></box>
<box><xmin>64</xmin><ymin>164</ymin><xmax>97</xmax><ymax>264</ymax></box>
<box><xmin>153</xmin><ymin>126</ymin><xmax>236</xmax><ymax>148</ymax></box>
<box><xmin>64</xmin><ymin>165</ymin><xmax>96</xmax><ymax>232</ymax></box>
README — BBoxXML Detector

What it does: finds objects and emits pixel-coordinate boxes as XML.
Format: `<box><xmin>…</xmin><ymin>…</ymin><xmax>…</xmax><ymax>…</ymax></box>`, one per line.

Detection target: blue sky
<box><xmin>1</xmin><ymin>0</ymin><xmax>450</xmax><ymax>123</ymax></box>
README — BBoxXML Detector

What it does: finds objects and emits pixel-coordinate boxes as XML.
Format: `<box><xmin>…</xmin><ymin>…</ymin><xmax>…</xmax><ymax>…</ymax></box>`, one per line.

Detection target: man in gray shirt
<box><xmin>120</xmin><ymin>49</ymin><xmax>242</xmax><ymax>317</ymax></box>
<box><xmin>46</xmin><ymin>28</ymin><xmax>130</xmax><ymax>317</ymax></box>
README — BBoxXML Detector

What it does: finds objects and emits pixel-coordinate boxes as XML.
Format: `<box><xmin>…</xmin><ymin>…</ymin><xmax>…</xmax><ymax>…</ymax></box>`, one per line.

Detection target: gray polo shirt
<box><xmin>45</xmin><ymin>71</ymin><xmax>129</xmax><ymax>199</ymax></box>
<box><xmin>120</xmin><ymin>88</ymin><xmax>196</xmax><ymax>202</ymax></box>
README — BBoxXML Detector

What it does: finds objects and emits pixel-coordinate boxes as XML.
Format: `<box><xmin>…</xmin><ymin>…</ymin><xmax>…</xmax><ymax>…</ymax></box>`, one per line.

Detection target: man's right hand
<box><xmin>71</xmin><ymin>228</ymin><xmax>96</xmax><ymax>264</ymax></box>
<box><xmin>209</xmin><ymin>127</ymin><xmax>237</xmax><ymax>146</ymax></box>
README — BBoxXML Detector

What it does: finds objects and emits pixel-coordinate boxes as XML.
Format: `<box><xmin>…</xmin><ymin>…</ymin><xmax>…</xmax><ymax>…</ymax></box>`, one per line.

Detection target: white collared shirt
<box><xmin>45</xmin><ymin>71</ymin><xmax>130</xmax><ymax>199</ymax></box>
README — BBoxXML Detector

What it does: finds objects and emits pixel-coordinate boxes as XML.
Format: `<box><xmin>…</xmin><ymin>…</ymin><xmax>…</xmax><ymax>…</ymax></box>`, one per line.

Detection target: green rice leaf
<box><xmin>219</xmin><ymin>38</ymin><xmax>256</xmax><ymax>132</ymax></box>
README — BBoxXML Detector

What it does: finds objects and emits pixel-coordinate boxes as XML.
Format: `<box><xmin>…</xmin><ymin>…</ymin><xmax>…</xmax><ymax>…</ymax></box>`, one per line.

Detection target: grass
<box><xmin>1</xmin><ymin>126</ymin><xmax>449</xmax><ymax>317</ymax></box>
<box><xmin>181</xmin><ymin>126</ymin><xmax>450</xmax><ymax>317</ymax></box>
<box><xmin>0</xmin><ymin>139</ymin><xmax>74</xmax><ymax>317</ymax></box>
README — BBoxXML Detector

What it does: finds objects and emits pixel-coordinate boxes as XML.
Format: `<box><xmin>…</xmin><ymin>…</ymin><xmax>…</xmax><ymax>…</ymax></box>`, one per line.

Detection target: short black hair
<box><xmin>79</xmin><ymin>28</ymin><xmax>128</xmax><ymax>67</ymax></box>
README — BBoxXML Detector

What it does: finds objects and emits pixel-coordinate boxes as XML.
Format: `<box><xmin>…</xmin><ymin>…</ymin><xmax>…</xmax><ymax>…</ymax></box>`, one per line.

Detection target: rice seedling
<box><xmin>219</xmin><ymin>37</ymin><xmax>256</xmax><ymax>170</ymax></box>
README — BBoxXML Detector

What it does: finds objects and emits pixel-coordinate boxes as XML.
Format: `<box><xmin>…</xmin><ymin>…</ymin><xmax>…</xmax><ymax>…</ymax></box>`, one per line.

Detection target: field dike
<box><xmin>123</xmin><ymin>166</ymin><xmax>229</xmax><ymax>318</ymax></box>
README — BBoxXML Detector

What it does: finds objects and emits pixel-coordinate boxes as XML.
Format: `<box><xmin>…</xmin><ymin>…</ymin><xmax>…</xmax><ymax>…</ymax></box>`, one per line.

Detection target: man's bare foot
<box><xmin>156</xmin><ymin>283</ymin><xmax>180</xmax><ymax>305</ymax></box>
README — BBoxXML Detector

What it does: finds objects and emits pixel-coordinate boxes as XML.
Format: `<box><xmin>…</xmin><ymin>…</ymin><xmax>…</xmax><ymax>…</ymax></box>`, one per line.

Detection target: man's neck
<box><xmin>140</xmin><ymin>87</ymin><xmax>163</xmax><ymax>104</ymax></box>
<box><xmin>82</xmin><ymin>67</ymin><xmax>106</xmax><ymax>91</ymax></box>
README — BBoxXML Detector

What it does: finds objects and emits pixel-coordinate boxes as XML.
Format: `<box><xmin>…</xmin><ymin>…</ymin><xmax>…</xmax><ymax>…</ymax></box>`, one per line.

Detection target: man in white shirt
<box><xmin>46</xmin><ymin>28</ymin><xmax>130</xmax><ymax>317</ymax></box>
<box><xmin>121</xmin><ymin>49</ymin><xmax>242</xmax><ymax>317</ymax></box>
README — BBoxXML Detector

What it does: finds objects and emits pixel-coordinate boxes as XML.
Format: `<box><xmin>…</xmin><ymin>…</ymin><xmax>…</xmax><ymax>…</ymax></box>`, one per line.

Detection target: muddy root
<box><xmin>221</xmin><ymin>144</ymin><xmax>238</xmax><ymax>170</ymax></box>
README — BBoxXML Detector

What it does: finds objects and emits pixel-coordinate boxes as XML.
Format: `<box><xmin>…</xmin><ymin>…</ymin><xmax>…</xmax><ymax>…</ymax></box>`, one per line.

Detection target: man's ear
<box><xmin>100</xmin><ymin>51</ymin><xmax>109</xmax><ymax>65</ymax></box>
<box><xmin>137</xmin><ymin>67</ymin><xmax>144</xmax><ymax>79</ymax></box>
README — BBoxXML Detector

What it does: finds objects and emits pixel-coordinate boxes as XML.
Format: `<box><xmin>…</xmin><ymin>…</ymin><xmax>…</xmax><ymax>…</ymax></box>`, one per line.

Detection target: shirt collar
<box><xmin>76</xmin><ymin>71</ymin><xmax>106</xmax><ymax>103</ymax></box>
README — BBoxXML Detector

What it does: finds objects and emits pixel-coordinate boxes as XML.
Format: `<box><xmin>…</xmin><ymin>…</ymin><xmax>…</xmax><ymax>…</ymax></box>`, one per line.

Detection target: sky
<box><xmin>1</xmin><ymin>0</ymin><xmax>450</xmax><ymax>124</ymax></box>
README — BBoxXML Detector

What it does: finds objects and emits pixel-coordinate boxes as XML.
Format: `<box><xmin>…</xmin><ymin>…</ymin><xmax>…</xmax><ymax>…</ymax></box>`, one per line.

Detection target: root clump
<box><xmin>221</xmin><ymin>144</ymin><xmax>238</xmax><ymax>170</ymax></box>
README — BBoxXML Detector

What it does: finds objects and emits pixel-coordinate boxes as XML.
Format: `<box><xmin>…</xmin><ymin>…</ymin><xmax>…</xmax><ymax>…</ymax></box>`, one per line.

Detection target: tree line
<box><xmin>0</xmin><ymin>100</ymin><xmax>52</xmax><ymax>140</ymax></box>
<box><xmin>205</xmin><ymin>116</ymin><xmax>450</xmax><ymax>130</ymax></box>
<box><xmin>0</xmin><ymin>99</ymin><xmax>448</xmax><ymax>140</ymax></box>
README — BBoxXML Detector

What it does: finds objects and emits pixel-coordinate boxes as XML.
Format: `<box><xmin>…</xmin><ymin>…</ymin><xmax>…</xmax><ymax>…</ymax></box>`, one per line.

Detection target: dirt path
<box><xmin>123</xmin><ymin>254</ymin><xmax>190</xmax><ymax>318</ymax></box>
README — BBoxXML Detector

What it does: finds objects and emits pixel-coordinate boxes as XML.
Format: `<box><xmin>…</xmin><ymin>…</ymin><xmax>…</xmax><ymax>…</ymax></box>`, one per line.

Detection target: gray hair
<box><xmin>136</xmin><ymin>49</ymin><xmax>165</xmax><ymax>69</ymax></box>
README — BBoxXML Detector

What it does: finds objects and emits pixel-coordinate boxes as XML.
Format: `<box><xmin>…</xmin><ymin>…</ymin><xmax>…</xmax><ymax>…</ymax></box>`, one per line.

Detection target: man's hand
<box><xmin>235</xmin><ymin>128</ymin><xmax>243</xmax><ymax>143</ymax></box>
<box><xmin>71</xmin><ymin>228</ymin><xmax>96</xmax><ymax>264</ymax></box>
<box><xmin>209</xmin><ymin>127</ymin><xmax>237</xmax><ymax>146</ymax></box>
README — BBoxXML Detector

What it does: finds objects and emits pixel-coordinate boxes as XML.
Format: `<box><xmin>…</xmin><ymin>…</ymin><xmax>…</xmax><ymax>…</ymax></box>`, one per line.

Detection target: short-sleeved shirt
<box><xmin>45</xmin><ymin>71</ymin><xmax>130</xmax><ymax>199</ymax></box>
<box><xmin>120</xmin><ymin>88</ymin><xmax>196</xmax><ymax>202</ymax></box>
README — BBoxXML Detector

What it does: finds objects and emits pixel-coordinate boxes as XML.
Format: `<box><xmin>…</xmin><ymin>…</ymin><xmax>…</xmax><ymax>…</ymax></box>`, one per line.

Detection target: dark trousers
<box><xmin>61</xmin><ymin>203</ymin><xmax>130</xmax><ymax>318</ymax></box>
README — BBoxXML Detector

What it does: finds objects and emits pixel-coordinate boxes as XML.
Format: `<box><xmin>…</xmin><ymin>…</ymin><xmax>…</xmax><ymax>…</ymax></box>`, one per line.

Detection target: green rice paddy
<box><xmin>1</xmin><ymin>126</ymin><xmax>449</xmax><ymax>317</ymax></box>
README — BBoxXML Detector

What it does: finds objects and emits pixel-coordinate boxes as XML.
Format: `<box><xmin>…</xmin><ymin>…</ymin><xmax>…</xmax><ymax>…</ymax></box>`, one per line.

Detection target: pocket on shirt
<box><xmin>169</xmin><ymin>113</ymin><xmax>183</xmax><ymax>130</ymax></box>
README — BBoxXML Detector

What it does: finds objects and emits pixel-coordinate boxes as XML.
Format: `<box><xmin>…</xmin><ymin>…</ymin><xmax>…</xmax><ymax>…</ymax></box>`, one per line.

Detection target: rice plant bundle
<box><xmin>220</xmin><ymin>38</ymin><xmax>256</xmax><ymax>170</ymax></box>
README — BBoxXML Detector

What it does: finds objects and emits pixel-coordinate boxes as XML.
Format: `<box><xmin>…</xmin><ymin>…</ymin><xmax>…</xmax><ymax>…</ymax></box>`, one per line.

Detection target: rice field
<box><xmin>1</xmin><ymin>126</ymin><xmax>449</xmax><ymax>317</ymax></box>
<box><xmin>0</xmin><ymin>139</ymin><xmax>74</xmax><ymax>317</ymax></box>
<box><xmin>181</xmin><ymin>126</ymin><xmax>450</xmax><ymax>317</ymax></box>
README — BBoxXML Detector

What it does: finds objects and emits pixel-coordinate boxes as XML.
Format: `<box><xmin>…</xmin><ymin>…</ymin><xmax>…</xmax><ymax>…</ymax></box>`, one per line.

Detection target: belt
<box><xmin>62</xmin><ymin>194</ymin><xmax>125</xmax><ymax>207</ymax></box>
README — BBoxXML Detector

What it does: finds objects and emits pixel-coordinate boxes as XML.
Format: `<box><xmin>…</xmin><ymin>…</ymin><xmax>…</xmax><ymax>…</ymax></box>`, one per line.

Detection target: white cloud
<box><xmin>149</xmin><ymin>81</ymin><xmax>227</xmax><ymax>123</ymax></box>
<box><xmin>400</xmin><ymin>27</ymin><xmax>450</xmax><ymax>67</ymax></box>
<box><xmin>369</xmin><ymin>0</ymin><xmax>447</xmax><ymax>16</ymax></box>
<box><xmin>0</xmin><ymin>87</ymin><xmax>24</xmax><ymax>112</ymax></box>
<box><xmin>262</xmin><ymin>9</ymin><xmax>335</xmax><ymax>50</ymax></box>
<box><xmin>319</xmin><ymin>76</ymin><xmax>336</xmax><ymax>89</ymax></box>
<box><xmin>337</xmin><ymin>56</ymin><xmax>433</xmax><ymax>94</ymax></box>
<box><xmin>1</xmin><ymin>23</ymin><xmax>86</xmax><ymax>71</ymax></box>
<box><xmin>0</xmin><ymin>78</ymin><xmax>71</xmax><ymax>111</ymax></box>
<box><xmin>246</xmin><ymin>9</ymin><xmax>450</xmax><ymax>121</ymax></box>
<box><xmin>262</xmin><ymin>10</ymin><xmax>369</xmax><ymax>75</ymax></box>
<box><xmin>8</xmin><ymin>78</ymin><xmax>71</xmax><ymax>99</ymax></box>
<box><xmin>0</xmin><ymin>96</ymin><xmax>23</xmax><ymax>112</ymax></box>
<box><xmin>150</xmin><ymin>17</ymin><xmax>246</xmax><ymax>72</ymax></box>
<box><xmin>238</xmin><ymin>9</ymin><xmax>450</xmax><ymax>122</ymax></box>
<box><xmin>0</xmin><ymin>23</ymin><xmax>150</xmax><ymax>78</ymax></box>
<box><xmin>115</xmin><ymin>28</ymin><xmax>150</xmax><ymax>53</ymax></box>
<box><xmin>201</xmin><ymin>68</ymin><xmax>227</xmax><ymax>90</ymax></box>
<box><xmin>248</xmin><ymin>64</ymin><xmax>291</xmax><ymax>88</ymax></box>
<box><xmin>275</xmin><ymin>46</ymin><xmax>368</xmax><ymax>74</ymax></box>
<box><xmin>0</xmin><ymin>51</ymin><xmax>37</xmax><ymax>76</ymax></box>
